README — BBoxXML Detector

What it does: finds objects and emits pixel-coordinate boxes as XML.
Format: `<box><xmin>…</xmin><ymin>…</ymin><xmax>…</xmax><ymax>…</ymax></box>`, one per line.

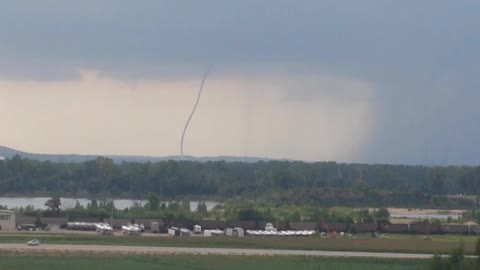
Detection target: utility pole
<box><xmin>111</xmin><ymin>205</ymin><xmax>113</xmax><ymax>228</ymax></box>
<box><xmin>108</xmin><ymin>199</ymin><xmax>114</xmax><ymax>229</ymax></box>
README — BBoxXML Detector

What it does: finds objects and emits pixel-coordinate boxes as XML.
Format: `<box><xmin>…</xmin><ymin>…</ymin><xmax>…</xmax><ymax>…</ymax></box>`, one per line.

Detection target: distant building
<box><xmin>0</xmin><ymin>210</ymin><xmax>15</xmax><ymax>231</ymax></box>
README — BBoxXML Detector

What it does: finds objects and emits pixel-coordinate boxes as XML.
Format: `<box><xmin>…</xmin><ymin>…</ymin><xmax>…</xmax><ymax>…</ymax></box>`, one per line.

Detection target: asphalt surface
<box><xmin>0</xmin><ymin>243</ymin><xmax>434</xmax><ymax>259</ymax></box>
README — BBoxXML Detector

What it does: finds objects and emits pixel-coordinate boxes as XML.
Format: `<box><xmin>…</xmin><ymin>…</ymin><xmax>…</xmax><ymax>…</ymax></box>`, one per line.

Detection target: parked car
<box><xmin>27</xmin><ymin>239</ymin><xmax>40</xmax><ymax>246</ymax></box>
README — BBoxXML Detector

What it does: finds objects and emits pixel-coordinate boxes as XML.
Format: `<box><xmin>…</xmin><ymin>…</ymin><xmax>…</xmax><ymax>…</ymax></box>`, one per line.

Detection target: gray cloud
<box><xmin>2</xmin><ymin>1</ymin><xmax>478</xmax><ymax>79</ymax></box>
<box><xmin>1</xmin><ymin>1</ymin><xmax>479</xmax><ymax>164</ymax></box>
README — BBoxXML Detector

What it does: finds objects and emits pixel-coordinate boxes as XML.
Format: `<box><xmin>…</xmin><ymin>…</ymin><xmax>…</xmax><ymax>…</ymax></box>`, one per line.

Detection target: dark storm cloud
<box><xmin>1</xmin><ymin>0</ymin><xmax>476</xmax><ymax>79</ymax></box>
<box><xmin>1</xmin><ymin>0</ymin><xmax>479</xmax><ymax>164</ymax></box>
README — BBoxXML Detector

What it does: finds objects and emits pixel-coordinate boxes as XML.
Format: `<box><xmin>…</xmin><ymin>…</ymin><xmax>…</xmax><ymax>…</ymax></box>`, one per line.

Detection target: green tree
<box><xmin>428</xmin><ymin>167</ymin><xmax>447</xmax><ymax>194</ymax></box>
<box><xmin>475</xmin><ymin>238</ymin><xmax>480</xmax><ymax>267</ymax></box>
<box><xmin>427</xmin><ymin>245</ymin><xmax>477</xmax><ymax>270</ymax></box>
<box><xmin>89</xmin><ymin>199</ymin><xmax>98</xmax><ymax>209</ymax></box>
<box><xmin>146</xmin><ymin>192</ymin><xmax>160</xmax><ymax>210</ymax></box>
<box><xmin>181</xmin><ymin>200</ymin><xmax>191</xmax><ymax>212</ymax></box>
<box><xmin>237</xmin><ymin>208</ymin><xmax>263</xmax><ymax>221</ymax></box>
<box><xmin>356</xmin><ymin>209</ymin><xmax>374</xmax><ymax>223</ymax></box>
<box><xmin>44</xmin><ymin>196</ymin><xmax>61</xmax><ymax>214</ymax></box>
<box><xmin>288</xmin><ymin>211</ymin><xmax>301</xmax><ymax>222</ymax></box>
<box><xmin>196</xmin><ymin>201</ymin><xmax>208</xmax><ymax>218</ymax></box>
<box><xmin>373</xmin><ymin>207</ymin><xmax>390</xmax><ymax>224</ymax></box>
<box><xmin>73</xmin><ymin>200</ymin><xmax>83</xmax><ymax>210</ymax></box>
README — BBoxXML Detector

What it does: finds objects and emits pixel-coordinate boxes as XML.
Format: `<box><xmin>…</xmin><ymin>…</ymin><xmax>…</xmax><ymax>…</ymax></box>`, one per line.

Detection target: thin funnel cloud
<box><xmin>181</xmin><ymin>68</ymin><xmax>211</xmax><ymax>157</ymax></box>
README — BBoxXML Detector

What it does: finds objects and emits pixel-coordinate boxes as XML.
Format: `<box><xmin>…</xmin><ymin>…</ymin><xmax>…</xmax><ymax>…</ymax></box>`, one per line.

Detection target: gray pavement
<box><xmin>0</xmin><ymin>243</ymin><xmax>434</xmax><ymax>259</ymax></box>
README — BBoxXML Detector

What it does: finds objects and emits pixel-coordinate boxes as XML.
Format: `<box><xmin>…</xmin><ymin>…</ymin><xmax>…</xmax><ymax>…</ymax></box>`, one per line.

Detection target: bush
<box><xmin>427</xmin><ymin>244</ymin><xmax>479</xmax><ymax>270</ymax></box>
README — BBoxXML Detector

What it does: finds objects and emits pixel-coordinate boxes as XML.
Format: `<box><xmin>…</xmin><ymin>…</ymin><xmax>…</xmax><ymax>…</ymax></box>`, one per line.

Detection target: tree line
<box><xmin>1</xmin><ymin>155</ymin><xmax>480</xmax><ymax>207</ymax></box>
<box><xmin>18</xmin><ymin>192</ymin><xmax>390</xmax><ymax>225</ymax></box>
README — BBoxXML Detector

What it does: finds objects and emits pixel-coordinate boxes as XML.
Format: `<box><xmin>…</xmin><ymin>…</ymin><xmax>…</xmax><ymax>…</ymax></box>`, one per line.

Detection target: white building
<box><xmin>0</xmin><ymin>210</ymin><xmax>15</xmax><ymax>231</ymax></box>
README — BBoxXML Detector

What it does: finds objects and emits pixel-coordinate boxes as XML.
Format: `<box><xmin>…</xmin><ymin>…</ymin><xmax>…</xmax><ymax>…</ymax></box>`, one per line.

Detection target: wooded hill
<box><xmin>0</xmin><ymin>146</ymin><xmax>268</xmax><ymax>163</ymax></box>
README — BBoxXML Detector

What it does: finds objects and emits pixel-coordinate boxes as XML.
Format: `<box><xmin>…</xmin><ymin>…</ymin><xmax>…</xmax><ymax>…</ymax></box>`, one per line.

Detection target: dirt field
<box><xmin>387</xmin><ymin>208</ymin><xmax>466</xmax><ymax>216</ymax></box>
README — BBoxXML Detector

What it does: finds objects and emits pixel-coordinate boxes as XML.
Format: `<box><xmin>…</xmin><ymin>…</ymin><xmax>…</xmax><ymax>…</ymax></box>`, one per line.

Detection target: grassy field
<box><xmin>0</xmin><ymin>232</ymin><xmax>475</xmax><ymax>254</ymax></box>
<box><xmin>0</xmin><ymin>253</ymin><xmax>427</xmax><ymax>270</ymax></box>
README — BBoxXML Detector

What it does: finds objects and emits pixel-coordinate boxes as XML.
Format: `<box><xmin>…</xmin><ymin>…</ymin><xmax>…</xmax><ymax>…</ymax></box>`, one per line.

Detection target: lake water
<box><xmin>0</xmin><ymin>197</ymin><xmax>220</xmax><ymax>211</ymax></box>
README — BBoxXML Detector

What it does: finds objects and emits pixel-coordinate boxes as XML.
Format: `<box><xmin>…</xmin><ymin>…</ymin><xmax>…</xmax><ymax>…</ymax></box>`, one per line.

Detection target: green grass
<box><xmin>0</xmin><ymin>253</ymin><xmax>427</xmax><ymax>270</ymax></box>
<box><xmin>0</xmin><ymin>233</ymin><xmax>476</xmax><ymax>254</ymax></box>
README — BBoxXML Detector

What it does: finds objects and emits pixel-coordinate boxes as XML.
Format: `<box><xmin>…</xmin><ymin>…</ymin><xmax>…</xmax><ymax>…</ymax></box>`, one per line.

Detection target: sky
<box><xmin>0</xmin><ymin>1</ymin><xmax>479</xmax><ymax>165</ymax></box>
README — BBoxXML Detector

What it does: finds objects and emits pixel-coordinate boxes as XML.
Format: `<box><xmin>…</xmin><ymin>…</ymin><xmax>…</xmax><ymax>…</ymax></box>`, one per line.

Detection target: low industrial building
<box><xmin>0</xmin><ymin>210</ymin><xmax>15</xmax><ymax>231</ymax></box>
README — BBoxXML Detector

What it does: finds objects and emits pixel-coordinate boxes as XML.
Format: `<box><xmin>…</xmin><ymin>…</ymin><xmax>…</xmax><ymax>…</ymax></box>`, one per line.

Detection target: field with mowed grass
<box><xmin>0</xmin><ymin>233</ymin><xmax>476</xmax><ymax>254</ymax></box>
<box><xmin>0</xmin><ymin>253</ymin><xmax>427</xmax><ymax>270</ymax></box>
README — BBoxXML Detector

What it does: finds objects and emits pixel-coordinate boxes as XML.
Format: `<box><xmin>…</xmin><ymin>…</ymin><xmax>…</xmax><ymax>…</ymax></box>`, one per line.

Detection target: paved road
<box><xmin>0</xmin><ymin>243</ymin><xmax>434</xmax><ymax>259</ymax></box>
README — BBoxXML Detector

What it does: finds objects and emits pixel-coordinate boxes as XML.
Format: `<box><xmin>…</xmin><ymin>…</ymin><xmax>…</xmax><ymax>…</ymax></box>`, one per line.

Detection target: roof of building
<box><xmin>0</xmin><ymin>209</ymin><xmax>15</xmax><ymax>214</ymax></box>
<box><xmin>463</xmin><ymin>221</ymin><xmax>478</xmax><ymax>226</ymax></box>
